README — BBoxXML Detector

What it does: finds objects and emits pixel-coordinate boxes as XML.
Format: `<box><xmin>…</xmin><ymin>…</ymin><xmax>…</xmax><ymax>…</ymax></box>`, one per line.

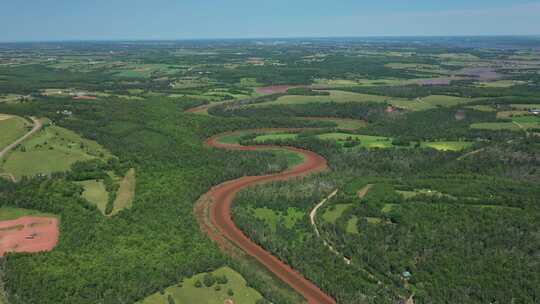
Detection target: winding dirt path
<box><xmin>199</xmin><ymin>130</ymin><xmax>336</xmax><ymax>304</ymax></box>
<box><xmin>0</xmin><ymin>116</ymin><xmax>42</xmax><ymax>159</ymax></box>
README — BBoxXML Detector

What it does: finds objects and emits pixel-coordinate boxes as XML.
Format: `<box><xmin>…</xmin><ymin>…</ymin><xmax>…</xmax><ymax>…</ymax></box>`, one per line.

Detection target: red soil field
<box><xmin>0</xmin><ymin>216</ymin><xmax>59</xmax><ymax>256</ymax></box>
<box><xmin>255</xmin><ymin>85</ymin><xmax>296</xmax><ymax>94</ymax></box>
<box><xmin>201</xmin><ymin>131</ymin><xmax>336</xmax><ymax>304</ymax></box>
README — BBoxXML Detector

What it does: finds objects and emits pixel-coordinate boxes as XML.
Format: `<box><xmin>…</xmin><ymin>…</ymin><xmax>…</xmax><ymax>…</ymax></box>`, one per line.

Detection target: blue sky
<box><xmin>1</xmin><ymin>0</ymin><xmax>539</xmax><ymax>41</ymax></box>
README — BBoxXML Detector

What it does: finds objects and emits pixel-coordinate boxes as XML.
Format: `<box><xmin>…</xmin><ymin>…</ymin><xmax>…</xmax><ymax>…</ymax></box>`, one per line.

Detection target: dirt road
<box><xmin>309</xmin><ymin>190</ymin><xmax>338</xmax><ymax>238</ymax></box>
<box><xmin>200</xmin><ymin>130</ymin><xmax>336</xmax><ymax>304</ymax></box>
<box><xmin>0</xmin><ymin>116</ymin><xmax>42</xmax><ymax>159</ymax></box>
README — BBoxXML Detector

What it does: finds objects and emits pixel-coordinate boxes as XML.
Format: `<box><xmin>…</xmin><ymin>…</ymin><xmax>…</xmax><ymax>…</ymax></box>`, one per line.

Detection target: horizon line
<box><xmin>1</xmin><ymin>34</ymin><xmax>540</xmax><ymax>44</ymax></box>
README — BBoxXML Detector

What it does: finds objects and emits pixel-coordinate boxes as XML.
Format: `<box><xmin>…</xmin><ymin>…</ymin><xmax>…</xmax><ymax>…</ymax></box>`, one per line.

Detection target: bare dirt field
<box><xmin>0</xmin><ymin>216</ymin><xmax>59</xmax><ymax>256</ymax></box>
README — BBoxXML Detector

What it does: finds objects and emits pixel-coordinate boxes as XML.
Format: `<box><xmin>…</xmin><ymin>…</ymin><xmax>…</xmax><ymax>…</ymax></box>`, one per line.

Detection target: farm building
<box><xmin>529</xmin><ymin>109</ymin><xmax>540</xmax><ymax>115</ymax></box>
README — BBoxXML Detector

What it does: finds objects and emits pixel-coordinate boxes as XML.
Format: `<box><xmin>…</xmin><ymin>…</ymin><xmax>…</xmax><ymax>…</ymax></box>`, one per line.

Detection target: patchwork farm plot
<box><xmin>1</xmin><ymin>124</ymin><xmax>112</xmax><ymax>179</ymax></box>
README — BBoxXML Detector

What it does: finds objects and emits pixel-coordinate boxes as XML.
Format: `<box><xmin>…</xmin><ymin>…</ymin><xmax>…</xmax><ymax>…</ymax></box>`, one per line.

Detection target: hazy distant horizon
<box><xmin>1</xmin><ymin>1</ymin><xmax>540</xmax><ymax>42</ymax></box>
<box><xmin>1</xmin><ymin>35</ymin><xmax>540</xmax><ymax>45</ymax></box>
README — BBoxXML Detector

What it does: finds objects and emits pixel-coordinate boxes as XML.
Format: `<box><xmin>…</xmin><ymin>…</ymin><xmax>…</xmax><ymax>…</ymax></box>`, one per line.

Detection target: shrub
<box><xmin>203</xmin><ymin>273</ymin><xmax>215</xmax><ymax>287</ymax></box>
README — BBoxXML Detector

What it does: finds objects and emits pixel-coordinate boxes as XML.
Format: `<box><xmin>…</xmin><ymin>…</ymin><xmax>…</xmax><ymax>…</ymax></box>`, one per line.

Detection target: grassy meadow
<box><xmin>0</xmin><ymin>115</ymin><xmax>31</xmax><ymax>150</ymax></box>
<box><xmin>1</xmin><ymin>125</ymin><xmax>112</xmax><ymax>179</ymax></box>
<box><xmin>138</xmin><ymin>267</ymin><xmax>263</xmax><ymax>304</ymax></box>
<box><xmin>0</xmin><ymin>207</ymin><xmax>56</xmax><ymax>221</ymax></box>
<box><xmin>110</xmin><ymin>168</ymin><xmax>136</xmax><ymax>216</ymax></box>
<box><xmin>77</xmin><ymin>180</ymin><xmax>109</xmax><ymax>213</ymax></box>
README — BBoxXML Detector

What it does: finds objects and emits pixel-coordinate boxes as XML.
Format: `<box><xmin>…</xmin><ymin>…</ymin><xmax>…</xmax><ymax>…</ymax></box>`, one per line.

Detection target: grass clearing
<box><xmin>253</xmin><ymin>207</ymin><xmax>304</xmax><ymax>231</ymax></box>
<box><xmin>217</xmin><ymin>132</ymin><xmax>248</xmax><ymax>145</ymax></box>
<box><xmin>470</xmin><ymin>122</ymin><xmax>520</xmax><ymax>131</ymax></box>
<box><xmin>0</xmin><ymin>115</ymin><xmax>31</xmax><ymax>150</ymax></box>
<box><xmin>511</xmin><ymin>104</ymin><xmax>540</xmax><ymax>110</ymax></box>
<box><xmin>312</xmin><ymin>78</ymin><xmax>417</xmax><ymax>87</ymax></box>
<box><xmin>298</xmin><ymin>117</ymin><xmax>367</xmax><ymax>130</ymax></box>
<box><xmin>239</xmin><ymin>77</ymin><xmax>262</xmax><ymax>87</ymax></box>
<box><xmin>393</xmin><ymin>95</ymin><xmax>474</xmax><ymax>111</ymax></box>
<box><xmin>421</xmin><ymin>141</ymin><xmax>474</xmax><ymax>151</ymax></box>
<box><xmin>262</xmin><ymin>90</ymin><xmax>399</xmax><ymax>106</ymax></box>
<box><xmin>270</xmin><ymin>149</ymin><xmax>305</xmax><ymax>168</ymax></box>
<box><xmin>513</xmin><ymin>116</ymin><xmax>540</xmax><ymax>124</ymax></box>
<box><xmin>77</xmin><ymin>180</ymin><xmax>109</xmax><ymax>213</ymax></box>
<box><xmin>366</xmin><ymin>217</ymin><xmax>383</xmax><ymax>224</ymax></box>
<box><xmin>1</xmin><ymin>125</ymin><xmax>112</xmax><ymax>179</ymax></box>
<box><xmin>471</xmin><ymin>115</ymin><xmax>540</xmax><ymax>131</ymax></box>
<box><xmin>466</xmin><ymin>105</ymin><xmax>497</xmax><ymax>112</ymax></box>
<box><xmin>137</xmin><ymin>266</ymin><xmax>263</xmax><ymax>304</ymax></box>
<box><xmin>0</xmin><ymin>207</ymin><xmax>56</xmax><ymax>221</ymax></box>
<box><xmin>381</xmin><ymin>204</ymin><xmax>398</xmax><ymax>214</ymax></box>
<box><xmin>317</xmin><ymin>133</ymin><xmax>394</xmax><ymax>149</ymax></box>
<box><xmin>252</xmin><ymin>89</ymin><xmax>473</xmax><ymax>112</ymax></box>
<box><xmin>110</xmin><ymin>168</ymin><xmax>136</xmax><ymax>215</ymax></box>
<box><xmin>496</xmin><ymin>111</ymin><xmax>529</xmax><ymax>118</ymax></box>
<box><xmin>346</xmin><ymin>216</ymin><xmax>359</xmax><ymax>234</ymax></box>
<box><xmin>253</xmin><ymin>133</ymin><xmax>298</xmax><ymax>142</ymax></box>
<box><xmin>322</xmin><ymin>204</ymin><xmax>352</xmax><ymax>224</ymax></box>
<box><xmin>474</xmin><ymin>80</ymin><xmax>525</xmax><ymax>88</ymax></box>
<box><xmin>113</xmin><ymin>64</ymin><xmax>181</xmax><ymax>79</ymax></box>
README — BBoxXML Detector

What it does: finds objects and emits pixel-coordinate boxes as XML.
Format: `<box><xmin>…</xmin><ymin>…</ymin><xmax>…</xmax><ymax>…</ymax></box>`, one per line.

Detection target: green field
<box><xmin>466</xmin><ymin>105</ymin><xmax>497</xmax><ymax>112</ymax></box>
<box><xmin>470</xmin><ymin>122</ymin><xmax>520</xmax><ymax>131</ymax></box>
<box><xmin>1</xmin><ymin>125</ymin><xmax>112</xmax><ymax>179</ymax></box>
<box><xmin>253</xmin><ymin>132</ymin><xmax>472</xmax><ymax>151</ymax></box>
<box><xmin>254</xmin><ymin>90</ymin><xmax>473</xmax><ymax>112</ymax></box>
<box><xmin>261</xmin><ymin>90</ymin><xmax>399</xmax><ymax>106</ymax></box>
<box><xmin>77</xmin><ymin>180</ymin><xmax>109</xmax><ymax>213</ymax></box>
<box><xmin>346</xmin><ymin>216</ymin><xmax>359</xmax><ymax>234</ymax></box>
<box><xmin>512</xmin><ymin>115</ymin><xmax>540</xmax><ymax>124</ymax></box>
<box><xmin>471</xmin><ymin>115</ymin><xmax>540</xmax><ymax>131</ymax></box>
<box><xmin>317</xmin><ymin>133</ymin><xmax>394</xmax><ymax>149</ymax></box>
<box><xmin>113</xmin><ymin>64</ymin><xmax>181</xmax><ymax>78</ymax></box>
<box><xmin>138</xmin><ymin>267</ymin><xmax>263</xmax><ymax>304</ymax></box>
<box><xmin>270</xmin><ymin>149</ymin><xmax>305</xmax><ymax>168</ymax></box>
<box><xmin>381</xmin><ymin>204</ymin><xmax>398</xmax><ymax>214</ymax></box>
<box><xmin>0</xmin><ymin>115</ymin><xmax>31</xmax><ymax>150</ymax></box>
<box><xmin>253</xmin><ymin>133</ymin><xmax>298</xmax><ymax>142</ymax></box>
<box><xmin>0</xmin><ymin>207</ymin><xmax>56</xmax><ymax>221</ymax></box>
<box><xmin>299</xmin><ymin>117</ymin><xmax>367</xmax><ymax>130</ymax></box>
<box><xmin>397</xmin><ymin>189</ymin><xmax>451</xmax><ymax>199</ymax></box>
<box><xmin>253</xmin><ymin>132</ymin><xmax>394</xmax><ymax>149</ymax></box>
<box><xmin>111</xmin><ymin>168</ymin><xmax>136</xmax><ymax>215</ymax></box>
<box><xmin>421</xmin><ymin>141</ymin><xmax>474</xmax><ymax>151</ymax></box>
<box><xmin>511</xmin><ymin>104</ymin><xmax>540</xmax><ymax>110</ymax></box>
<box><xmin>253</xmin><ymin>207</ymin><xmax>304</xmax><ymax>231</ymax></box>
<box><xmin>217</xmin><ymin>132</ymin><xmax>248</xmax><ymax>145</ymax></box>
<box><xmin>312</xmin><ymin>78</ymin><xmax>417</xmax><ymax>87</ymax></box>
<box><xmin>474</xmin><ymin>80</ymin><xmax>525</xmax><ymax>88</ymax></box>
<box><xmin>322</xmin><ymin>204</ymin><xmax>352</xmax><ymax>224</ymax></box>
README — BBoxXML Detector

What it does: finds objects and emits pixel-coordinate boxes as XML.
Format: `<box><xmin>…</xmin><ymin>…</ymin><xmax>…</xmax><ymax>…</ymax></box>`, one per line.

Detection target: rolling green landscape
<box><xmin>0</xmin><ymin>36</ymin><xmax>539</xmax><ymax>304</ymax></box>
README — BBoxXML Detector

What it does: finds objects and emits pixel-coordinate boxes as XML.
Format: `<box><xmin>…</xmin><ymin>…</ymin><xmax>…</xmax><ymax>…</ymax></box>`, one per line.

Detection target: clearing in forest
<box><xmin>110</xmin><ymin>168</ymin><xmax>136</xmax><ymax>215</ymax></box>
<box><xmin>1</xmin><ymin>124</ymin><xmax>111</xmax><ymax>179</ymax></box>
<box><xmin>137</xmin><ymin>267</ymin><xmax>263</xmax><ymax>304</ymax></box>
<box><xmin>0</xmin><ymin>115</ymin><xmax>32</xmax><ymax>151</ymax></box>
<box><xmin>77</xmin><ymin>180</ymin><xmax>109</xmax><ymax>213</ymax></box>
